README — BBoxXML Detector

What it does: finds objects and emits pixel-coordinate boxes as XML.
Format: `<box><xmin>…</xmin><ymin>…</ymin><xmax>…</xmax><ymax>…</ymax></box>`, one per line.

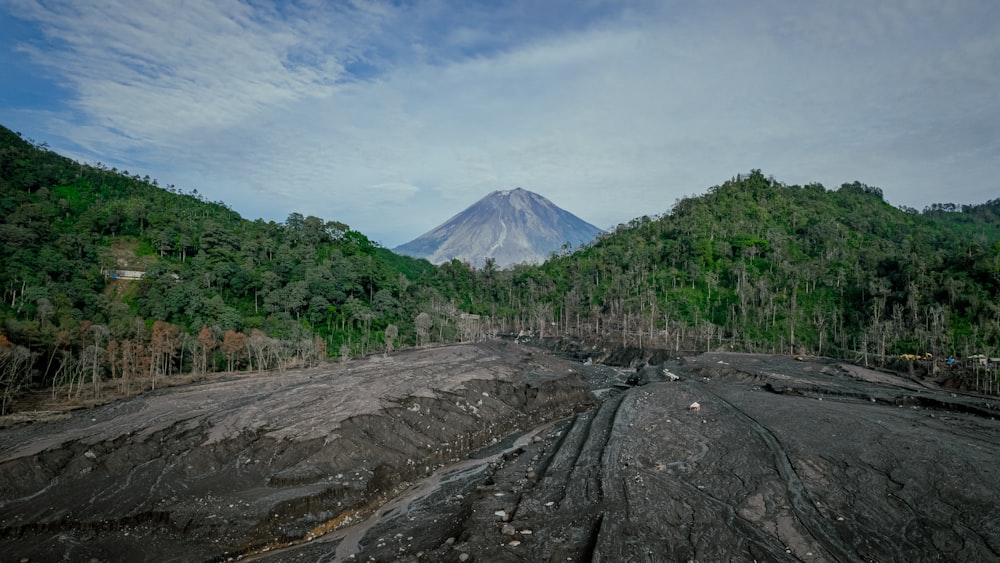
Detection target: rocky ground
<box><xmin>0</xmin><ymin>341</ymin><xmax>593</xmax><ymax>562</ymax></box>
<box><xmin>2</xmin><ymin>344</ymin><xmax>1000</xmax><ymax>562</ymax></box>
<box><xmin>250</xmin><ymin>352</ymin><xmax>1000</xmax><ymax>563</ymax></box>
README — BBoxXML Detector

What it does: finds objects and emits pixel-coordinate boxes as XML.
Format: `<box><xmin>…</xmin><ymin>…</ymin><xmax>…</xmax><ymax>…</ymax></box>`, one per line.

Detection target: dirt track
<box><xmin>2</xmin><ymin>345</ymin><xmax>1000</xmax><ymax>562</ymax></box>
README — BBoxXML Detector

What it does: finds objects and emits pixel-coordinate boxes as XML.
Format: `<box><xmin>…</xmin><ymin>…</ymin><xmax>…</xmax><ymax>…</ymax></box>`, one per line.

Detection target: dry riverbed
<box><xmin>2</xmin><ymin>344</ymin><xmax>999</xmax><ymax>562</ymax></box>
<box><xmin>0</xmin><ymin>341</ymin><xmax>593</xmax><ymax>562</ymax></box>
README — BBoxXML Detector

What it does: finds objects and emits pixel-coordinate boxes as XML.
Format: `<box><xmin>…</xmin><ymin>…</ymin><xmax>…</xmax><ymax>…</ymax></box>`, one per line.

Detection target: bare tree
<box><xmin>246</xmin><ymin>329</ymin><xmax>269</xmax><ymax>372</ymax></box>
<box><xmin>88</xmin><ymin>324</ymin><xmax>109</xmax><ymax>398</ymax></box>
<box><xmin>197</xmin><ymin>325</ymin><xmax>217</xmax><ymax>375</ymax></box>
<box><xmin>384</xmin><ymin>324</ymin><xmax>398</xmax><ymax>355</ymax></box>
<box><xmin>312</xmin><ymin>335</ymin><xmax>327</xmax><ymax>365</ymax></box>
<box><xmin>414</xmin><ymin>312</ymin><xmax>432</xmax><ymax>346</ymax></box>
<box><xmin>149</xmin><ymin>321</ymin><xmax>179</xmax><ymax>389</ymax></box>
<box><xmin>0</xmin><ymin>339</ymin><xmax>33</xmax><ymax>414</ymax></box>
<box><xmin>534</xmin><ymin>302</ymin><xmax>552</xmax><ymax>339</ymax></box>
<box><xmin>223</xmin><ymin>330</ymin><xmax>246</xmax><ymax>372</ymax></box>
<box><xmin>459</xmin><ymin>314</ymin><xmax>481</xmax><ymax>342</ymax></box>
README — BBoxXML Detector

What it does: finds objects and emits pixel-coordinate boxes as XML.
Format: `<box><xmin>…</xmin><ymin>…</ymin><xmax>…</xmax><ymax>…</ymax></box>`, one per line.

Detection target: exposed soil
<box><xmin>3</xmin><ymin>345</ymin><xmax>1000</xmax><ymax>562</ymax></box>
<box><xmin>252</xmin><ymin>352</ymin><xmax>1000</xmax><ymax>563</ymax></box>
<box><xmin>0</xmin><ymin>341</ymin><xmax>593</xmax><ymax>562</ymax></box>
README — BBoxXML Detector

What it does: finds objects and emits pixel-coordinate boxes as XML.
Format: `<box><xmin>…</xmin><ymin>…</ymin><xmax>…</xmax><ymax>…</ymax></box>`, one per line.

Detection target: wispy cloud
<box><xmin>2</xmin><ymin>0</ymin><xmax>998</xmax><ymax>246</ymax></box>
<box><xmin>7</xmin><ymin>0</ymin><xmax>380</xmax><ymax>149</ymax></box>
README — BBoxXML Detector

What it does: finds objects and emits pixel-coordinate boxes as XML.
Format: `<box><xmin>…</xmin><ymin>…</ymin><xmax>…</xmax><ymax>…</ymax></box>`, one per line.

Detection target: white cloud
<box><xmin>3</xmin><ymin>0</ymin><xmax>998</xmax><ymax>247</ymax></box>
<box><xmin>369</xmin><ymin>182</ymin><xmax>420</xmax><ymax>201</ymax></box>
<box><xmin>8</xmin><ymin>0</ymin><xmax>380</xmax><ymax>146</ymax></box>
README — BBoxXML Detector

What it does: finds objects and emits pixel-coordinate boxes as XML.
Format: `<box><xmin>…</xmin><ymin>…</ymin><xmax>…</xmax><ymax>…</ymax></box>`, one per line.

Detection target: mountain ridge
<box><xmin>393</xmin><ymin>187</ymin><xmax>603</xmax><ymax>268</ymax></box>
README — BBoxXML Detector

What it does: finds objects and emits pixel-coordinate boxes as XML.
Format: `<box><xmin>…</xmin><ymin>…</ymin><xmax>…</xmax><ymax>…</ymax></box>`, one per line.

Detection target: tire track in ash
<box><xmin>532</xmin><ymin>391</ymin><xmax>627</xmax><ymax>510</ymax></box>
<box><xmin>561</xmin><ymin>391</ymin><xmax>627</xmax><ymax>511</ymax></box>
<box><xmin>494</xmin><ymin>390</ymin><xmax>626</xmax><ymax>562</ymax></box>
<box><xmin>695</xmin><ymin>382</ymin><xmax>863</xmax><ymax>563</ymax></box>
<box><xmin>326</xmin><ymin>395</ymin><xmax>626</xmax><ymax>563</ymax></box>
<box><xmin>594</xmin><ymin>389</ymin><xmax>797</xmax><ymax>562</ymax></box>
<box><xmin>596</xmin><ymin>386</ymin><xmax>802</xmax><ymax>561</ymax></box>
<box><xmin>539</xmin><ymin>391</ymin><xmax>628</xmax><ymax>562</ymax></box>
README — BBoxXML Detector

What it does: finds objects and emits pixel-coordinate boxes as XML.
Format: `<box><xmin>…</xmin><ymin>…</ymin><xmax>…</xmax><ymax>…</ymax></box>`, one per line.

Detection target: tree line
<box><xmin>528</xmin><ymin>172</ymin><xmax>1000</xmax><ymax>377</ymax></box>
<box><xmin>2</xmin><ymin>125</ymin><xmax>999</xmax><ymax>412</ymax></box>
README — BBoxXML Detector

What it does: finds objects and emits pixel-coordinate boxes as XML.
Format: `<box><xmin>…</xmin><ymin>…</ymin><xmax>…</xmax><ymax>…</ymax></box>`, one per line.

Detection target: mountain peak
<box><xmin>493</xmin><ymin>187</ymin><xmax>529</xmax><ymax>197</ymax></box>
<box><xmin>394</xmin><ymin>188</ymin><xmax>602</xmax><ymax>268</ymax></box>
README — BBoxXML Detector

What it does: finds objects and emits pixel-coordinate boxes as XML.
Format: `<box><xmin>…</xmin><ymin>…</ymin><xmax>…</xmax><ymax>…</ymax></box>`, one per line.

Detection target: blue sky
<box><xmin>1</xmin><ymin>0</ymin><xmax>998</xmax><ymax>247</ymax></box>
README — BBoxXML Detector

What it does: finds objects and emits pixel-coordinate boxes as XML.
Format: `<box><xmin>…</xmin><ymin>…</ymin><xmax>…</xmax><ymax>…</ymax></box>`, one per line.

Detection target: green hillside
<box><xmin>533</xmin><ymin>172</ymin><xmax>1000</xmax><ymax>367</ymax></box>
<box><xmin>0</xmin><ymin>125</ymin><xmax>460</xmax><ymax>411</ymax></box>
<box><xmin>2</xmin><ymin>126</ymin><xmax>999</xmax><ymax>413</ymax></box>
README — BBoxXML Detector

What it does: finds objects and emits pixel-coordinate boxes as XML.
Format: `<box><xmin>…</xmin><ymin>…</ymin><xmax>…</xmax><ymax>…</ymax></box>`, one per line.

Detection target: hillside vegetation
<box><xmin>533</xmin><ymin>174</ymin><xmax>1000</xmax><ymax>368</ymax></box>
<box><xmin>2</xmin><ymin>125</ymin><xmax>999</xmax><ymax>412</ymax></box>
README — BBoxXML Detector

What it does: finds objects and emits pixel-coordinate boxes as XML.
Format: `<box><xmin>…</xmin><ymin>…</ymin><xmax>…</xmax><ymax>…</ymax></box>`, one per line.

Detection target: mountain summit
<box><xmin>394</xmin><ymin>188</ymin><xmax>602</xmax><ymax>268</ymax></box>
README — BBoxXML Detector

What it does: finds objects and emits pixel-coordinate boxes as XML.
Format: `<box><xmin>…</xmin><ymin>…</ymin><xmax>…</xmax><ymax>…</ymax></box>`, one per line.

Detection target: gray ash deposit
<box><xmin>0</xmin><ymin>342</ymin><xmax>592</xmax><ymax>562</ymax></box>
<box><xmin>3</xmin><ymin>345</ymin><xmax>999</xmax><ymax>562</ymax></box>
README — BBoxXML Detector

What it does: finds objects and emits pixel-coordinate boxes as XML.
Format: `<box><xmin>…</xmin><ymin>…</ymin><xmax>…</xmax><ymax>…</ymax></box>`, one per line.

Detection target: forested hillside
<box><xmin>0</xmin><ymin>125</ymin><xmax>474</xmax><ymax>412</ymax></box>
<box><xmin>532</xmin><ymin>172</ymin><xmax>1000</xmax><ymax>370</ymax></box>
<box><xmin>2</xmin><ymin>125</ymin><xmax>999</xmax><ymax>413</ymax></box>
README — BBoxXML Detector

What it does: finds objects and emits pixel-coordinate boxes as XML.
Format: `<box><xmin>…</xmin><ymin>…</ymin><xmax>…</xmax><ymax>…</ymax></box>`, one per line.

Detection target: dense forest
<box><xmin>2</xmin><ymin>124</ymin><xmax>999</xmax><ymax>413</ymax></box>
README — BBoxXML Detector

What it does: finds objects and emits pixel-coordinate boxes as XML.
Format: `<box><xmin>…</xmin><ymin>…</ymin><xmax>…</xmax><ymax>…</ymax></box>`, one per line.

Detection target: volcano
<box><xmin>393</xmin><ymin>188</ymin><xmax>602</xmax><ymax>268</ymax></box>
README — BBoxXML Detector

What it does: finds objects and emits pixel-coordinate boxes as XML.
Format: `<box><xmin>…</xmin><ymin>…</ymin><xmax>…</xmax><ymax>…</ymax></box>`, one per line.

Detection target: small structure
<box><xmin>969</xmin><ymin>355</ymin><xmax>1000</xmax><ymax>370</ymax></box>
<box><xmin>105</xmin><ymin>269</ymin><xmax>145</xmax><ymax>280</ymax></box>
<box><xmin>689</xmin><ymin>401</ymin><xmax>701</xmax><ymax>412</ymax></box>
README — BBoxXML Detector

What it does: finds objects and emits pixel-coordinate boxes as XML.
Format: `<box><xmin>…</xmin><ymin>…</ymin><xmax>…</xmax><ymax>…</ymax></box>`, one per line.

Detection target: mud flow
<box><xmin>2</xmin><ymin>345</ymin><xmax>999</xmax><ymax>562</ymax></box>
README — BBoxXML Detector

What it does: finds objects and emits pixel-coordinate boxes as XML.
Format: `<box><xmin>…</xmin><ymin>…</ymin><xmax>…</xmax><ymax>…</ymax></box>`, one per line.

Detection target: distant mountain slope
<box><xmin>394</xmin><ymin>188</ymin><xmax>603</xmax><ymax>268</ymax></box>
